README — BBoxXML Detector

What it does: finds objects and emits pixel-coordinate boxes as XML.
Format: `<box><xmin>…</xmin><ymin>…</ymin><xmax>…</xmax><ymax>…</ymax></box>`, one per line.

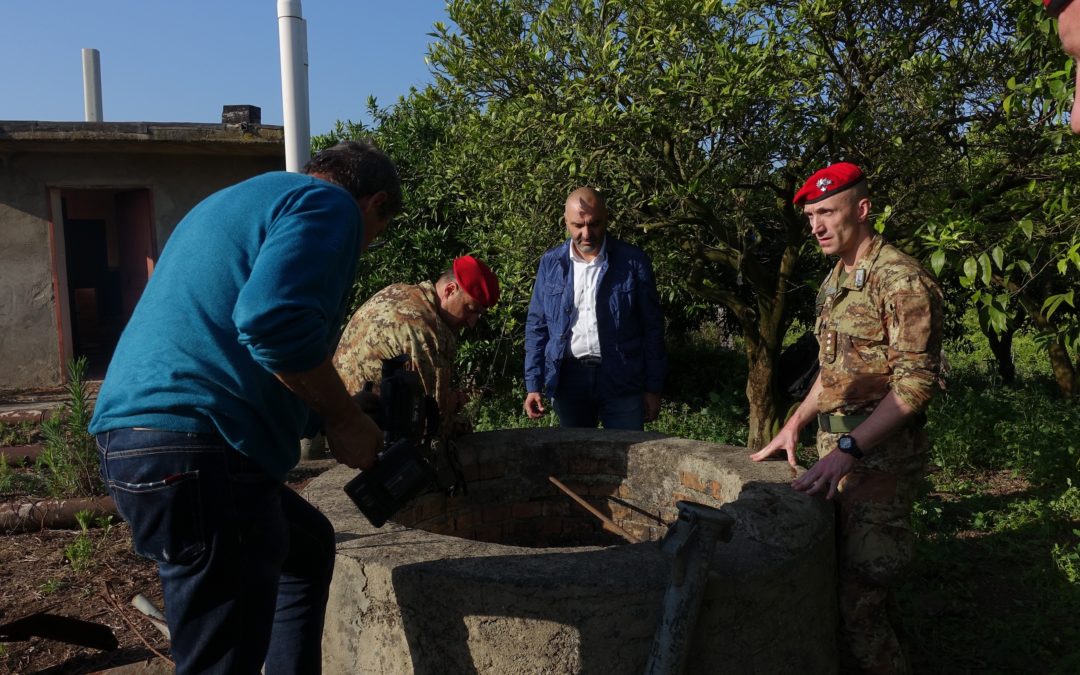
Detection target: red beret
<box><xmin>453</xmin><ymin>255</ymin><xmax>500</xmax><ymax>308</ymax></box>
<box><xmin>793</xmin><ymin>162</ymin><xmax>866</xmax><ymax>207</ymax></box>
<box><xmin>1045</xmin><ymin>0</ymin><xmax>1073</xmax><ymax>17</ymax></box>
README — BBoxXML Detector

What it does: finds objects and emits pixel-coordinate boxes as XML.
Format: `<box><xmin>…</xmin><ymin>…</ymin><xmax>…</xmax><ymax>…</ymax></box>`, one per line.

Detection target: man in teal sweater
<box><xmin>89</xmin><ymin>140</ymin><xmax>401</xmax><ymax>674</ymax></box>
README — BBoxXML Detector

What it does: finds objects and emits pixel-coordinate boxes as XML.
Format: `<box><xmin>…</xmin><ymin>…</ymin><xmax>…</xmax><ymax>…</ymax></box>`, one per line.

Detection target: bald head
<box><xmin>564</xmin><ymin>186</ymin><xmax>609</xmax><ymax>259</ymax></box>
<box><xmin>565</xmin><ymin>187</ymin><xmax>607</xmax><ymax>218</ymax></box>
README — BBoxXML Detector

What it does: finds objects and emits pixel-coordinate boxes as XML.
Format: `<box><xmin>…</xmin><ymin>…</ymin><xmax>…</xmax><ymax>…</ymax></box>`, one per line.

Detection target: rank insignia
<box><xmin>854</xmin><ymin>268</ymin><xmax>866</xmax><ymax>289</ymax></box>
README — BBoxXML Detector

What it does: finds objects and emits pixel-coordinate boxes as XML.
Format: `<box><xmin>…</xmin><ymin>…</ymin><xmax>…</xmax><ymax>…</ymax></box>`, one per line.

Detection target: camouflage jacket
<box><xmin>333</xmin><ymin>282</ymin><xmax>457</xmax><ymax>432</ymax></box>
<box><xmin>815</xmin><ymin>236</ymin><xmax>943</xmax><ymax>416</ymax></box>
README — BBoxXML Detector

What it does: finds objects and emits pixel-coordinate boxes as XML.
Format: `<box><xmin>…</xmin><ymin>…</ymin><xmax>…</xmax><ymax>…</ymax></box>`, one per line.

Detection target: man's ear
<box><xmin>359</xmin><ymin>190</ymin><xmax>388</xmax><ymax>215</ymax></box>
<box><xmin>857</xmin><ymin>197</ymin><xmax>871</xmax><ymax>224</ymax></box>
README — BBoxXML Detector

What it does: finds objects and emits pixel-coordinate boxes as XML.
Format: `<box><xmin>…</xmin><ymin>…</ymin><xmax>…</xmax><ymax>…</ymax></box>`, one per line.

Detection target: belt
<box><xmin>817</xmin><ymin>413</ymin><xmax>868</xmax><ymax>434</ymax></box>
<box><xmin>565</xmin><ymin>355</ymin><xmax>602</xmax><ymax>367</ymax></box>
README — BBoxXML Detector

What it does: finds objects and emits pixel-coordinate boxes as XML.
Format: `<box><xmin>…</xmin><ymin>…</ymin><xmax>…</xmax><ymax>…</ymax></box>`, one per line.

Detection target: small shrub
<box><xmin>64</xmin><ymin>510</ymin><xmax>95</xmax><ymax>572</ymax></box>
<box><xmin>36</xmin><ymin>358</ymin><xmax>103</xmax><ymax>499</ymax></box>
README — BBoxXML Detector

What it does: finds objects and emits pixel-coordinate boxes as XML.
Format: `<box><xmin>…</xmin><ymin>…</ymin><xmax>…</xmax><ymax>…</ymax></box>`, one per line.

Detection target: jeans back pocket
<box><xmin>109</xmin><ymin>471</ymin><xmax>206</xmax><ymax>566</ymax></box>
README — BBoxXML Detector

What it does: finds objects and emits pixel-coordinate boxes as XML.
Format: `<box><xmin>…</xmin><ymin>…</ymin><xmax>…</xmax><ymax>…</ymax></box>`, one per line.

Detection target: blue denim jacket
<box><xmin>525</xmin><ymin>237</ymin><xmax>667</xmax><ymax>397</ymax></box>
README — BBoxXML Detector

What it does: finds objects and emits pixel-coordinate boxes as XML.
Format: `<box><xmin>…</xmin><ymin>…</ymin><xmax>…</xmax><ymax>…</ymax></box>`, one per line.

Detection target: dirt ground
<box><xmin>0</xmin><ymin>462</ymin><xmax>335</xmax><ymax>674</ymax></box>
<box><xmin>0</xmin><ymin>524</ymin><xmax>168</xmax><ymax>674</ymax></box>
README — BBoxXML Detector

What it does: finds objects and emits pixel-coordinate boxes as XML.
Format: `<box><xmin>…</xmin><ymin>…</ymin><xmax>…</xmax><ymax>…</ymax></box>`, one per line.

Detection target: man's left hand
<box><xmin>643</xmin><ymin>392</ymin><xmax>661</xmax><ymax>423</ymax></box>
<box><xmin>791</xmin><ymin>448</ymin><xmax>857</xmax><ymax>500</ymax></box>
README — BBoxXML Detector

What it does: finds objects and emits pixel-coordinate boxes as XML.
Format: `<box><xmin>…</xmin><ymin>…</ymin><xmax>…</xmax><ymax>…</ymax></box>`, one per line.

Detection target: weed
<box><xmin>39</xmin><ymin>578</ymin><xmax>62</xmax><ymax>595</ymax></box>
<box><xmin>63</xmin><ymin>510</ymin><xmax>113</xmax><ymax>573</ymax></box>
<box><xmin>0</xmin><ymin>420</ymin><xmax>38</xmax><ymax>447</ymax></box>
<box><xmin>36</xmin><ymin>358</ymin><xmax>103</xmax><ymax>499</ymax></box>
<box><xmin>1053</xmin><ymin>532</ymin><xmax>1080</xmax><ymax>585</ymax></box>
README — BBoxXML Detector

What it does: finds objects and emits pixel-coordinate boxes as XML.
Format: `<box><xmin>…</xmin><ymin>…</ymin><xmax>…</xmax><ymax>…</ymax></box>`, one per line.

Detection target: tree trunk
<box><xmin>1048</xmin><ymin>339</ymin><xmax>1076</xmax><ymax>401</ymax></box>
<box><xmin>985</xmin><ymin>325</ymin><xmax>1017</xmax><ymax>387</ymax></box>
<box><xmin>745</xmin><ymin>340</ymin><xmax>780</xmax><ymax>452</ymax></box>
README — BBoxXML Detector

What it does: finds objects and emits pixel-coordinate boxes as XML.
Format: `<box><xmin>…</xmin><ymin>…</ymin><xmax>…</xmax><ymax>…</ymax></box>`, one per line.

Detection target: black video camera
<box><xmin>343</xmin><ymin>354</ymin><xmax>466</xmax><ymax>527</ymax></box>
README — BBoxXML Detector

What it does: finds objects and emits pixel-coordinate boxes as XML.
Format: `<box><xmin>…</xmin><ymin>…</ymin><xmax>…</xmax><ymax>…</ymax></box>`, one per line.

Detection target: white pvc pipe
<box><xmin>278</xmin><ymin>0</ymin><xmax>311</xmax><ymax>172</ymax></box>
<box><xmin>82</xmin><ymin>48</ymin><xmax>103</xmax><ymax>122</ymax></box>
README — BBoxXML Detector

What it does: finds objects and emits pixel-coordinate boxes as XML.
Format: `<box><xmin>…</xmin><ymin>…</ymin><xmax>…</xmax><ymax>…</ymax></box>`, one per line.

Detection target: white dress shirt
<box><xmin>567</xmin><ymin>239</ymin><xmax>606</xmax><ymax>359</ymax></box>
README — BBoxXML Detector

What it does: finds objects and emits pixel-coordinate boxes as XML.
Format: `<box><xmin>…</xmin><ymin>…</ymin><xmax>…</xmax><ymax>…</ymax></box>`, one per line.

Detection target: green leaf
<box><xmin>930</xmin><ymin>249</ymin><xmax>946</xmax><ymax>276</ymax></box>
<box><xmin>963</xmin><ymin>256</ymin><xmax>978</xmax><ymax>283</ymax></box>
<box><xmin>991</xmin><ymin>246</ymin><xmax>1004</xmax><ymax>271</ymax></box>
<box><xmin>1019</xmin><ymin>218</ymin><xmax>1034</xmax><ymax>240</ymax></box>
<box><xmin>978</xmin><ymin>252</ymin><xmax>992</xmax><ymax>286</ymax></box>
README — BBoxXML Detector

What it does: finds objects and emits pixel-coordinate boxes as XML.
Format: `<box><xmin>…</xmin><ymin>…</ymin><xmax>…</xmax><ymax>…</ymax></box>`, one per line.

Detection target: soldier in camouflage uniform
<box><xmin>752</xmin><ymin>162</ymin><xmax>943</xmax><ymax>674</ymax></box>
<box><xmin>333</xmin><ymin>256</ymin><xmax>500</xmax><ymax>436</ymax></box>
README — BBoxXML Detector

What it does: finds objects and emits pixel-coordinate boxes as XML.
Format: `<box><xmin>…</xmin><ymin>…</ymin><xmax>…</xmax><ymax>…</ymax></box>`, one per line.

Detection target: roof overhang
<box><xmin>0</xmin><ymin>121</ymin><xmax>285</xmax><ymax>157</ymax></box>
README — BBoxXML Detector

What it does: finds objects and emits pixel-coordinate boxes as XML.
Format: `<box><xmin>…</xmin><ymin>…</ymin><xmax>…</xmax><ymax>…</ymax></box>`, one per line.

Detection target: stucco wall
<box><xmin>0</xmin><ymin>150</ymin><xmax>283</xmax><ymax>391</ymax></box>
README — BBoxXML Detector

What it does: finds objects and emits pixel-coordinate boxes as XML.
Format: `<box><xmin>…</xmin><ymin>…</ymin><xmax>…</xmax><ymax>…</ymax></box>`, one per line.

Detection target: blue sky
<box><xmin>1</xmin><ymin>0</ymin><xmax>451</xmax><ymax>135</ymax></box>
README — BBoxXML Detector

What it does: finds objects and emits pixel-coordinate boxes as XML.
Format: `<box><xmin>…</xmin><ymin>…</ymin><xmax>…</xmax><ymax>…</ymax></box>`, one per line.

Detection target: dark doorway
<box><xmin>57</xmin><ymin>189</ymin><xmax>155</xmax><ymax>380</ymax></box>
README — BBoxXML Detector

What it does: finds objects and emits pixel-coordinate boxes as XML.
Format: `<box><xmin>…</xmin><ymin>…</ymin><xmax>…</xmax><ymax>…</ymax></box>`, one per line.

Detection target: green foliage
<box><xmin>930</xmin><ymin>340</ymin><xmax>1080</xmax><ymax>484</ymax></box>
<box><xmin>333</xmin><ymin>0</ymin><xmax>1039</xmax><ymax>447</ymax></box>
<box><xmin>63</xmin><ymin>511</ymin><xmax>116</xmax><ymax>573</ymax></box>
<box><xmin>36</xmin><ymin>358</ymin><xmax>104</xmax><ymax>499</ymax></box>
<box><xmin>915</xmin><ymin>0</ymin><xmax>1080</xmax><ymax>397</ymax></box>
<box><xmin>39</xmin><ymin>578</ymin><xmax>63</xmax><ymax>595</ymax></box>
<box><xmin>0</xmin><ymin>421</ymin><xmax>37</xmax><ymax>447</ymax></box>
<box><xmin>63</xmin><ymin>510</ymin><xmax>95</xmax><ymax>572</ymax></box>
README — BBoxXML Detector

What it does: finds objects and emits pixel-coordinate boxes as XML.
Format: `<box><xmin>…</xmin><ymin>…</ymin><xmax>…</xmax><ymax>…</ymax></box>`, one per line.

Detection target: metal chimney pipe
<box><xmin>82</xmin><ymin>48</ymin><xmax>103</xmax><ymax>122</ymax></box>
<box><xmin>277</xmin><ymin>0</ymin><xmax>311</xmax><ymax>172</ymax></box>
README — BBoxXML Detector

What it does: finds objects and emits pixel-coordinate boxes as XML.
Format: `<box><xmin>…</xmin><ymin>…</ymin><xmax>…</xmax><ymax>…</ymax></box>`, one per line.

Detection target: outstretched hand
<box><xmin>790</xmin><ymin>449</ymin><xmax>856</xmax><ymax>500</ymax></box>
<box><xmin>749</xmin><ymin>425</ymin><xmax>800</xmax><ymax>467</ymax></box>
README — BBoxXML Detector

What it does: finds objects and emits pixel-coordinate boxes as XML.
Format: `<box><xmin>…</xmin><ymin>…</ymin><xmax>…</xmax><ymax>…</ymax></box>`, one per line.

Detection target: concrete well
<box><xmin>304</xmin><ymin>428</ymin><xmax>837</xmax><ymax>674</ymax></box>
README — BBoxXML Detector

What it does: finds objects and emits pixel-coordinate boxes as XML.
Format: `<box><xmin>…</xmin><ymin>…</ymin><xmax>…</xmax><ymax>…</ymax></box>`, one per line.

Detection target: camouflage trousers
<box><xmin>817</xmin><ymin>426</ymin><xmax>928</xmax><ymax>675</ymax></box>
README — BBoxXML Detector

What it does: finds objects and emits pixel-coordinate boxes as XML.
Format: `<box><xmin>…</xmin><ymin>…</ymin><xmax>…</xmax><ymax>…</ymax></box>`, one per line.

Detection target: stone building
<box><xmin>0</xmin><ymin>106</ymin><xmax>283</xmax><ymax>390</ymax></box>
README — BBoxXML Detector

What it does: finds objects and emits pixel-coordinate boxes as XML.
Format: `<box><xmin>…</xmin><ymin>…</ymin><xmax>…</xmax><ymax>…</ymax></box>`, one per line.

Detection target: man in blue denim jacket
<box><xmin>89</xmin><ymin>140</ymin><xmax>400</xmax><ymax>674</ymax></box>
<box><xmin>523</xmin><ymin>187</ymin><xmax>667</xmax><ymax>429</ymax></box>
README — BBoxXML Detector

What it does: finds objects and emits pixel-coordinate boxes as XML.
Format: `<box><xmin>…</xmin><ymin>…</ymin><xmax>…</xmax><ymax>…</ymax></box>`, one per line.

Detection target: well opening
<box><xmin>394</xmin><ymin>445</ymin><xmax>671</xmax><ymax>547</ymax></box>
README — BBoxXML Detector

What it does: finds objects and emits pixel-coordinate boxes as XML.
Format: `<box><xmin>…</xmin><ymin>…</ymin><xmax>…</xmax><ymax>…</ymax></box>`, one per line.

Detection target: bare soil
<box><xmin>0</xmin><ymin>461</ymin><xmax>335</xmax><ymax>674</ymax></box>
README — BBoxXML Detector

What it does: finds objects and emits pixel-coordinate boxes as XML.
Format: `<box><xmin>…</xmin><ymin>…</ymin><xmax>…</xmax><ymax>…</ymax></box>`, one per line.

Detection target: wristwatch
<box><xmin>837</xmin><ymin>434</ymin><xmax>864</xmax><ymax>459</ymax></box>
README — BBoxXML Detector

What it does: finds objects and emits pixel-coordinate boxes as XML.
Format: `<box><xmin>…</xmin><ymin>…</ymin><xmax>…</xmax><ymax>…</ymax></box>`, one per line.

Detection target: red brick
<box><xmin>543</xmin><ymin>501</ymin><xmax>571</xmax><ymax>517</ymax></box>
<box><xmin>482</xmin><ymin>504</ymin><xmax>511</xmax><ymax>524</ymax></box>
<box><xmin>454</xmin><ymin>510</ymin><xmax>482</xmax><ymax>530</ymax></box>
<box><xmin>473</xmin><ymin>524</ymin><xmax>503</xmax><ymax>543</ymax></box>
<box><xmin>541</xmin><ymin>518</ymin><xmax>564</xmax><ymax>535</ymax></box>
<box><xmin>680</xmin><ymin>471</ymin><xmax>705</xmax><ymax>492</ymax></box>
<box><xmin>587</xmin><ymin>482</ymin><xmax>618</xmax><ymax>497</ymax></box>
<box><xmin>479</xmin><ymin>461</ymin><xmax>507</xmax><ymax>480</ymax></box>
<box><xmin>419</xmin><ymin>497</ymin><xmax>447</xmax><ymax>520</ymax></box>
<box><xmin>706</xmin><ymin>479</ymin><xmax>724</xmax><ymax>500</ymax></box>
<box><xmin>461</xmin><ymin>464</ymin><xmax>482</xmax><ymax>482</ymax></box>
<box><xmin>568</xmin><ymin>457</ymin><xmax>600</xmax><ymax>474</ymax></box>
<box><xmin>511</xmin><ymin>502</ymin><xmax>544</xmax><ymax>519</ymax></box>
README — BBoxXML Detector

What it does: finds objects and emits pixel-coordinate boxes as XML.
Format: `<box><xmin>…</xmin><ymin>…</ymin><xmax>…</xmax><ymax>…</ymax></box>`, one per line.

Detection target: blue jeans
<box><xmin>97</xmin><ymin>429</ymin><xmax>335</xmax><ymax>675</ymax></box>
<box><xmin>552</xmin><ymin>358</ymin><xmax>645</xmax><ymax>430</ymax></box>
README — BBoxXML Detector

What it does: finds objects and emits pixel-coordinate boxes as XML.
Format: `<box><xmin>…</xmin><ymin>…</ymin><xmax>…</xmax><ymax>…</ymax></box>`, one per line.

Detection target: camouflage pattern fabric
<box><xmin>333</xmin><ymin>282</ymin><xmax>458</xmax><ymax>434</ymax></box>
<box><xmin>817</xmin><ymin>428</ymin><xmax>927</xmax><ymax>674</ymax></box>
<box><xmin>815</xmin><ymin>235</ymin><xmax>944</xmax><ymax>418</ymax></box>
<box><xmin>814</xmin><ymin>236</ymin><xmax>943</xmax><ymax>674</ymax></box>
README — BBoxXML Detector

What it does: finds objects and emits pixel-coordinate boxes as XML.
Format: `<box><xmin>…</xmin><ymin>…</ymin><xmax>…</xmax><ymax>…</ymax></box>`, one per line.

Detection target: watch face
<box><xmin>839</xmin><ymin>436</ymin><xmax>853</xmax><ymax>450</ymax></box>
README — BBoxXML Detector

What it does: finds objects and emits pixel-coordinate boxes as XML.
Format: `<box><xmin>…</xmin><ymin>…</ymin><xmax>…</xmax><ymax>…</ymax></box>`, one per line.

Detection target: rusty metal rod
<box><xmin>548</xmin><ymin>476</ymin><xmax>641</xmax><ymax>544</ymax></box>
